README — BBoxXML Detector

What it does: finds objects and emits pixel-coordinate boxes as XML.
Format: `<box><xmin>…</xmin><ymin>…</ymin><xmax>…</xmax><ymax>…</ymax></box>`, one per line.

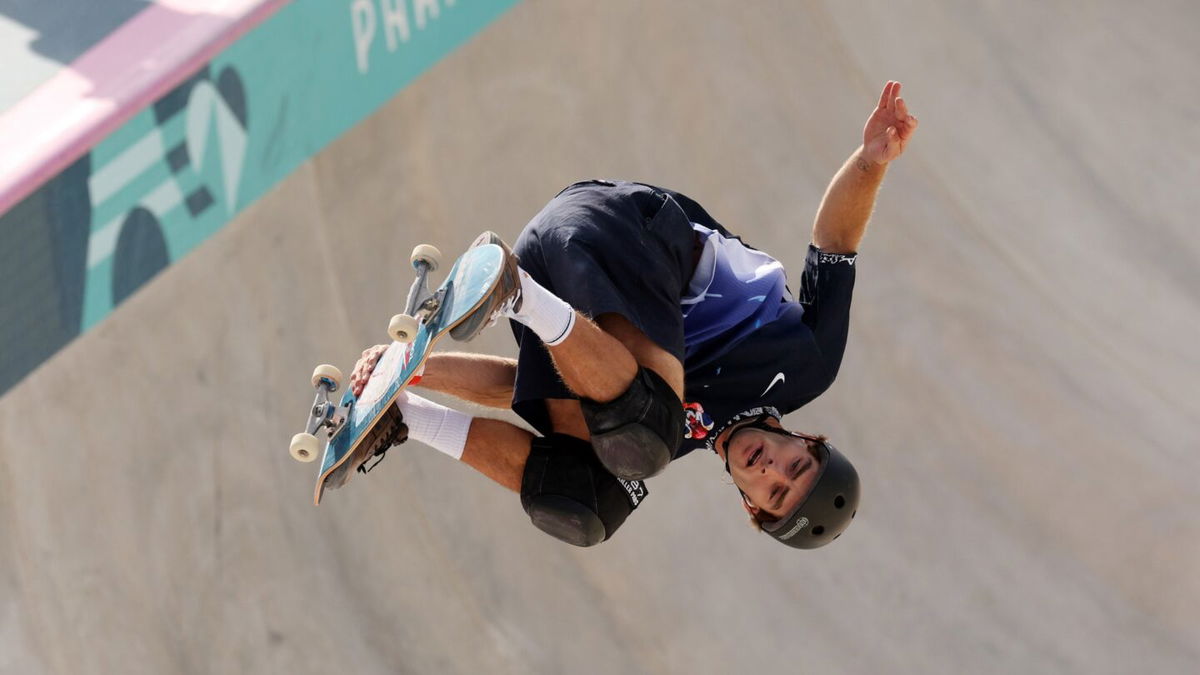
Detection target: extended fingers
<box><xmin>880</xmin><ymin>80</ymin><xmax>902</xmax><ymax>110</ymax></box>
<box><xmin>895</xmin><ymin>96</ymin><xmax>918</xmax><ymax>138</ymax></box>
<box><xmin>877</xmin><ymin>80</ymin><xmax>893</xmax><ymax>110</ymax></box>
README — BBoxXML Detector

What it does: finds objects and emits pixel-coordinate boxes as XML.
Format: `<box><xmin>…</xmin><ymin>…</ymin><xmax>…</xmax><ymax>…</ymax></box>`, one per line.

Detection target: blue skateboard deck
<box><xmin>313</xmin><ymin>244</ymin><xmax>505</xmax><ymax>504</ymax></box>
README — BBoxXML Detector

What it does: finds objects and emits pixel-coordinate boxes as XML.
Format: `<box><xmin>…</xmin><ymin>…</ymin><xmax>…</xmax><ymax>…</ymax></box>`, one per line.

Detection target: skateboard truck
<box><xmin>389</xmin><ymin>244</ymin><xmax>444</xmax><ymax>343</ymax></box>
<box><xmin>290</xmin><ymin>365</ymin><xmax>349</xmax><ymax>463</ymax></box>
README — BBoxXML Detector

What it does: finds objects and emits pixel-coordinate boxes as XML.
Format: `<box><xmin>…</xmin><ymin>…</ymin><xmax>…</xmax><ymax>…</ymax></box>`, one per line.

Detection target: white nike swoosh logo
<box><xmin>759</xmin><ymin>372</ymin><xmax>785</xmax><ymax>397</ymax></box>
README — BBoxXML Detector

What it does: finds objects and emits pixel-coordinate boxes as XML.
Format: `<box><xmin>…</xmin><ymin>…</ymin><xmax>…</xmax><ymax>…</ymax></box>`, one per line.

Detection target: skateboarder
<box><xmin>351</xmin><ymin>81</ymin><xmax>918</xmax><ymax>548</ymax></box>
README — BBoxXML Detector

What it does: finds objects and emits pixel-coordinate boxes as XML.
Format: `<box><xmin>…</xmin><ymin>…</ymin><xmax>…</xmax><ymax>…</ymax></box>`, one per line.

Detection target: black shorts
<box><xmin>509</xmin><ymin>180</ymin><xmax>697</xmax><ymax>435</ymax></box>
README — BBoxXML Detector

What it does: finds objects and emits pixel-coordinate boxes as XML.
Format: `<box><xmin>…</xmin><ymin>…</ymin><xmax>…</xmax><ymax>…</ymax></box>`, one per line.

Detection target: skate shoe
<box><xmin>449</xmin><ymin>231</ymin><xmax>522</xmax><ymax>341</ymax></box>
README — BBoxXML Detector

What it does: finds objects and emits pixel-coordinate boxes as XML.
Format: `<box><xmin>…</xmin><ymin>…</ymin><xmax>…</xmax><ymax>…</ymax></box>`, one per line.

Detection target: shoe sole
<box><xmin>449</xmin><ymin>232</ymin><xmax>521</xmax><ymax>342</ymax></box>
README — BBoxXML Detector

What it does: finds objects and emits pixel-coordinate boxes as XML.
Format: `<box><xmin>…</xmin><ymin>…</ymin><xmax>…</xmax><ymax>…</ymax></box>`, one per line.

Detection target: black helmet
<box><xmin>715</xmin><ymin>409</ymin><xmax>860</xmax><ymax>549</ymax></box>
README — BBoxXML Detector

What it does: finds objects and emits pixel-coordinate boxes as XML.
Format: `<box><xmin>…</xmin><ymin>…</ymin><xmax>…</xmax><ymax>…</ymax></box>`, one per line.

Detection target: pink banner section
<box><xmin>0</xmin><ymin>0</ymin><xmax>289</xmax><ymax>216</ymax></box>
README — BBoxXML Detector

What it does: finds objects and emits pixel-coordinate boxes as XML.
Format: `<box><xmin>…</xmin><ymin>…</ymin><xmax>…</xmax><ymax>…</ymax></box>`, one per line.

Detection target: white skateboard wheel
<box><xmin>311</xmin><ymin>364</ymin><xmax>343</xmax><ymax>390</ymax></box>
<box><xmin>410</xmin><ymin>244</ymin><xmax>442</xmax><ymax>271</ymax></box>
<box><xmin>389</xmin><ymin>313</ymin><xmax>420</xmax><ymax>343</ymax></box>
<box><xmin>290</xmin><ymin>433</ymin><xmax>321</xmax><ymax>463</ymax></box>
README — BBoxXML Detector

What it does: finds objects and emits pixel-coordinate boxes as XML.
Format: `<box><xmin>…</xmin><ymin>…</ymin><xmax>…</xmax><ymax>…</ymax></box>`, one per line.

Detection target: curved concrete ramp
<box><xmin>2</xmin><ymin>1</ymin><xmax>1197</xmax><ymax>672</ymax></box>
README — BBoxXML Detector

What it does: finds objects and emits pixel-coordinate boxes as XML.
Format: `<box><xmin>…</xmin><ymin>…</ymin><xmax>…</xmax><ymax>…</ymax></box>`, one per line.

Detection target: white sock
<box><xmin>508</xmin><ymin>269</ymin><xmax>577</xmax><ymax>346</ymax></box>
<box><xmin>394</xmin><ymin>392</ymin><xmax>472</xmax><ymax>460</ymax></box>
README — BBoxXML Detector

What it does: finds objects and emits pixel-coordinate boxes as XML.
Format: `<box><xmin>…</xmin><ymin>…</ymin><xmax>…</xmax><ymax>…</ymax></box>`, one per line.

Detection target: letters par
<box><xmin>351</xmin><ymin>0</ymin><xmax>457</xmax><ymax>74</ymax></box>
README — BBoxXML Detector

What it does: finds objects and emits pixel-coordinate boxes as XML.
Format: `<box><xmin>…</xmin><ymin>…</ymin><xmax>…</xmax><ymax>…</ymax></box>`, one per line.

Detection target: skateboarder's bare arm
<box><xmin>812</xmin><ymin>81</ymin><xmax>918</xmax><ymax>254</ymax></box>
<box><xmin>349</xmin><ymin>345</ymin><xmax>517</xmax><ymax>408</ymax></box>
<box><xmin>421</xmin><ymin>352</ymin><xmax>516</xmax><ymax>408</ymax></box>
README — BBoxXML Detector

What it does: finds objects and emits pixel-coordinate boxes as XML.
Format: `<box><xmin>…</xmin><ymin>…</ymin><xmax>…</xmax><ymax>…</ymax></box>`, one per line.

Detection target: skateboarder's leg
<box><xmin>539</xmin><ymin>310</ymin><xmax>638</xmax><ymax>402</ymax></box>
<box><xmin>507</xmin><ymin>277</ymin><xmax>684</xmax><ymax>480</ymax></box>
<box><xmin>459</xmin><ymin>417</ymin><xmax>533</xmax><ymax>492</ymax></box>
<box><xmin>403</xmin><ymin>398</ymin><xmax>637</xmax><ymax>547</ymax></box>
<box><xmin>593</xmin><ymin>313</ymin><xmax>684</xmax><ymax>399</ymax></box>
<box><xmin>548</xmin><ymin>322</ymin><xmax>685</xmax><ymax>480</ymax></box>
<box><xmin>389</xmin><ymin>389</ymin><xmax>531</xmax><ymax>492</ymax></box>
<box><xmin>511</xmin><ymin>399</ymin><xmax>643</xmax><ymax>546</ymax></box>
<box><xmin>506</xmin><ymin>267</ymin><xmax>681</xmax><ymax>400</ymax></box>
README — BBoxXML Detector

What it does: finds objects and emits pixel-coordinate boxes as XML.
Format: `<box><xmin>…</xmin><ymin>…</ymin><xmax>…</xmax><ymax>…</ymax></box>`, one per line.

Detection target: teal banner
<box><xmin>0</xmin><ymin>0</ymin><xmax>521</xmax><ymax>394</ymax></box>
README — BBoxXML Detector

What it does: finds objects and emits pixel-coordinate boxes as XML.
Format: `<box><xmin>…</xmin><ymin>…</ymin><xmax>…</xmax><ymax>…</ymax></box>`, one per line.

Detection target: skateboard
<box><xmin>290</xmin><ymin>241</ymin><xmax>507</xmax><ymax>505</ymax></box>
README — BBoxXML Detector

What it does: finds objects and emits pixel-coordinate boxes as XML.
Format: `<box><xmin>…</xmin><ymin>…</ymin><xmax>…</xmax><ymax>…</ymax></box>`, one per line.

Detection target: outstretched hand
<box><xmin>862</xmin><ymin>81</ymin><xmax>918</xmax><ymax>165</ymax></box>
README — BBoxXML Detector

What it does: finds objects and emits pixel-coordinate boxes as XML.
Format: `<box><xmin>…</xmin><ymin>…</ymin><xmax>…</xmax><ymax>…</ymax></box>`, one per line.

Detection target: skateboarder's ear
<box><xmin>741</xmin><ymin>494</ymin><xmax>764</xmax><ymax>531</ymax></box>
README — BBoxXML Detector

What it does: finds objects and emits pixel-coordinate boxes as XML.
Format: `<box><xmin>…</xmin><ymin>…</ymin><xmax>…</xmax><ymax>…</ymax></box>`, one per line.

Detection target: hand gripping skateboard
<box><xmin>290</xmin><ymin>242</ymin><xmax>507</xmax><ymax>505</ymax></box>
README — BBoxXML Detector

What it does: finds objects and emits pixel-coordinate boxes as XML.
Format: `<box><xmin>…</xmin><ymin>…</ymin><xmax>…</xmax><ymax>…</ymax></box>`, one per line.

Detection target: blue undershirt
<box><xmin>681</xmin><ymin>223</ymin><xmax>794</xmax><ymax>361</ymax></box>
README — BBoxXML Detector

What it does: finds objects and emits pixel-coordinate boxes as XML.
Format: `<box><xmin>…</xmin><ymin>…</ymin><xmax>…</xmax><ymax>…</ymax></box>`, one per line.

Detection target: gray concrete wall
<box><xmin>2</xmin><ymin>1</ymin><xmax>1197</xmax><ymax>673</ymax></box>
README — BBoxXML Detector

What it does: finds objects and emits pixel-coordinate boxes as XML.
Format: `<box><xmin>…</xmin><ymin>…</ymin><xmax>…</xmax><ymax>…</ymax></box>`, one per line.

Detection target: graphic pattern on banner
<box><xmin>0</xmin><ymin>0</ymin><xmax>522</xmax><ymax>395</ymax></box>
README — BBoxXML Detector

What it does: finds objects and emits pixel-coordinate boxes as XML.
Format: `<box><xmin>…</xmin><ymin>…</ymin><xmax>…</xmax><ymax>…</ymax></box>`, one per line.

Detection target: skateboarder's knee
<box><xmin>581</xmin><ymin>366</ymin><xmax>684</xmax><ymax>481</ymax></box>
<box><xmin>520</xmin><ymin>434</ymin><xmax>647</xmax><ymax>547</ymax></box>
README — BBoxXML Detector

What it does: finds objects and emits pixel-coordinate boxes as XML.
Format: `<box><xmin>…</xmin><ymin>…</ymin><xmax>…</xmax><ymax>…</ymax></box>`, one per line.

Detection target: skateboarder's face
<box><xmin>722</xmin><ymin>423</ymin><xmax>823</xmax><ymax>521</ymax></box>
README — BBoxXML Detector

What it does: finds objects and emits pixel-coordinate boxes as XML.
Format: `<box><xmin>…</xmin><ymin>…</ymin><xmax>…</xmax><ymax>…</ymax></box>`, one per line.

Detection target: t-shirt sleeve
<box><xmin>798</xmin><ymin>244</ymin><xmax>857</xmax><ymax>380</ymax></box>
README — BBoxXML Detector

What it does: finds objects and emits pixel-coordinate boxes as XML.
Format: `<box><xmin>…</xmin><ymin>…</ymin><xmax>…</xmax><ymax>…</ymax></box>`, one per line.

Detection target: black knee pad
<box><xmin>520</xmin><ymin>434</ymin><xmax>648</xmax><ymax>547</ymax></box>
<box><xmin>580</xmin><ymin>367</ymin><xmax>685</xmax><ymax>480</ymax></box>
